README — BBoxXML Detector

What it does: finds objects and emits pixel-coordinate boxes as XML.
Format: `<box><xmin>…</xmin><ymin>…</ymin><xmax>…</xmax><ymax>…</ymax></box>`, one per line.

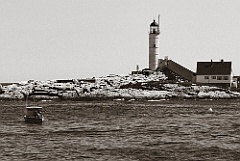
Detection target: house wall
<box><xmin>196</xmin><ymin>75</ymin><xmax>231</xmax><ymax>84</ymax></box>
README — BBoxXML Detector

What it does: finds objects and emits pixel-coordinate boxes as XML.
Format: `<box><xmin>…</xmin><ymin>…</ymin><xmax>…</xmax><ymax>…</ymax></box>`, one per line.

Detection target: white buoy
<box><xmin>208</xmin><ymin>108</ymin><xmax>213</xmax><ymax>112</ymax></box>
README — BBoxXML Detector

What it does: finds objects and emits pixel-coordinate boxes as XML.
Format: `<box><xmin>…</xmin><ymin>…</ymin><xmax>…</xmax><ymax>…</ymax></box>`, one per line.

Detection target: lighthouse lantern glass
<box><xmin>150</xmin><ymin>26</ymin><xmax>159</xmax><ymax>34</ymax></box>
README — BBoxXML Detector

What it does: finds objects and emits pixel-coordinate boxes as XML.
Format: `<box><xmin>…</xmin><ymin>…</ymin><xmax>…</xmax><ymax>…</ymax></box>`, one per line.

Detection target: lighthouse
<box><xmin>149</xmin><ymin>16</ymin><xmax>160</xmax><ymax>71</ymax></box>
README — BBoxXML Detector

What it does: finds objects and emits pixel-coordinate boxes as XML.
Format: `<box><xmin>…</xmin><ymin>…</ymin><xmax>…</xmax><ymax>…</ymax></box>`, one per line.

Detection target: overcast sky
<box><xmin>1</xmin><ymin>0</ymin><xmax>240</xmax><ymax>82</ymax></box>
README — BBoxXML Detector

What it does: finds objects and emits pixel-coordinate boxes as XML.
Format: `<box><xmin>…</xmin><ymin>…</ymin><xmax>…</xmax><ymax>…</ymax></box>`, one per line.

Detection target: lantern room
<box><xmin>150</xmin><ymin>20</ymin><xmax>159</xmax><ymax>34</ymax></box>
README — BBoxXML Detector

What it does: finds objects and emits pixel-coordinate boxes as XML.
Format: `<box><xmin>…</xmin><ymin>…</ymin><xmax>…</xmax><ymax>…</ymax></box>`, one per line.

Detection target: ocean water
<box><xmin>0</xmin><ymin>99</ymin><xmax>240</xmax><ymax>161</ymax></box>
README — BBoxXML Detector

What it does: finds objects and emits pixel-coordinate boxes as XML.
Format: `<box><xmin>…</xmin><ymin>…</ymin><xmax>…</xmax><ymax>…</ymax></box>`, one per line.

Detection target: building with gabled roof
<box><xmin>196</xmin><ymin>59</ymin><xmax>232</xmax><ymax>87</ymax></box>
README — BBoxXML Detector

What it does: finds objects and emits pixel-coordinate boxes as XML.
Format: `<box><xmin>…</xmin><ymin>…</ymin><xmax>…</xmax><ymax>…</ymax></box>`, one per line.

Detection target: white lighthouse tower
<box><xmin>149</xmin><ymin>16</ymin><xmax>160</xmax><ymax>71</ymax></box>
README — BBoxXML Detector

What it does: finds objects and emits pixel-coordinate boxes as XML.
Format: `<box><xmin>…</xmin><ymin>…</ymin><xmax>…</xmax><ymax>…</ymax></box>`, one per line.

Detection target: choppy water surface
<box><xmin>1</xmin><ymin>99</ymin><xmax>240</xmax><ymax>161</ymax></box>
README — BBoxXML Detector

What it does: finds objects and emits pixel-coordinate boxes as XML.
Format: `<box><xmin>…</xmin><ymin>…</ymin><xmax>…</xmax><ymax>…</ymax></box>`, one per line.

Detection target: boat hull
<box><xmin>24</xmin><ymin>116</ymin><xmax>43</xmax><ymax>124</ymax></box>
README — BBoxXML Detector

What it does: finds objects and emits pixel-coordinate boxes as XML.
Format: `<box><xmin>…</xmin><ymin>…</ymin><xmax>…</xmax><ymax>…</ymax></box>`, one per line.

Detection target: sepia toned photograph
<box><xmin>1</xmin><ymin>0</ymin><xmax>240</xmax><ymax>160</ymax></box>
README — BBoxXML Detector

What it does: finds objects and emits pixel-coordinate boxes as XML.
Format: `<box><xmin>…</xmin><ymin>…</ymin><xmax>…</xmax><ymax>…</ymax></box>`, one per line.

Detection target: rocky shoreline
<box><xmin>1</xmin><ymin>74</ymin><xmax>240</xmax><ymax>100</ymax></box>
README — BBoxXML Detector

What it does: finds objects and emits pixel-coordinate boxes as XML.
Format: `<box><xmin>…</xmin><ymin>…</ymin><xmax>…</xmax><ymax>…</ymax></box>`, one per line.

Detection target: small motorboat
<box><xmin>24</xmin><ymin>106</ymin><xmax>44</xmax><ymax>124</ymax></box>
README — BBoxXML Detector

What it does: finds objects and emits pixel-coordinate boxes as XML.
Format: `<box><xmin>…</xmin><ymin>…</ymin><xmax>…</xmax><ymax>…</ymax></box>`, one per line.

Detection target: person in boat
<box><xmin>35</xmin><ymin>110</ymin><xmax>42</xmax><ymax>119</ymax></box>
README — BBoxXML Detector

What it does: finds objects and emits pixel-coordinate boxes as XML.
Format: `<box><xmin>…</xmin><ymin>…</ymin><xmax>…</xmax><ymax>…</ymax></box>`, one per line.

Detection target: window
<box><xmin>153</xmin><ymin>44</ymin><xmax>156</xmax><ymax>47</ymax></box>
<box><xmin>223</xmin><ymin>76</ymin><xmax>229</xmax><ymax>80</ymax></box>
<box><xmin>212</xmin><ymin>76</ymin><xmax>216</xmax><ymax>79</ymax></box>
<box><xmin>204</xmin><ymin>76</ymin><xmax>209</xmax><ymax>80</ymax></box>
<box><xmin>217</xmin><ymin>76</ymin><xmax>222</xmax><ymax>80</ymax></box>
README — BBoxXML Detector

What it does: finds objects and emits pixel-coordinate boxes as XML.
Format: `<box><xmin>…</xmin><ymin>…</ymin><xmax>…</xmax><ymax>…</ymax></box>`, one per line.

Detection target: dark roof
<box><xmin>196</xmin><ymin>61</ymin><xmax>232</xmax><ymax>75</ymax></box>
<box><xmin>150</xmin><ymin>20</ymin><xmax>158</xmax><ymax>26</ymax></box>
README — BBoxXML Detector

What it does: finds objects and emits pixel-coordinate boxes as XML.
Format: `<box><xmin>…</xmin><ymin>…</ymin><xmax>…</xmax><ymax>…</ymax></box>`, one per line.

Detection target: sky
<box><xmin>1</xmin><ymin>0</ymin><xmax>240</xmax><ymax>82</ymax></box>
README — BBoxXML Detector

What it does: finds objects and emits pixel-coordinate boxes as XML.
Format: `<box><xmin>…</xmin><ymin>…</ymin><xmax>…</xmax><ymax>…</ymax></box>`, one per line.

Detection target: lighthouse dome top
<box><xmin>150</xmin><ymin>20</ymin><xmax>158</xmax><ymax>26</ymax></box>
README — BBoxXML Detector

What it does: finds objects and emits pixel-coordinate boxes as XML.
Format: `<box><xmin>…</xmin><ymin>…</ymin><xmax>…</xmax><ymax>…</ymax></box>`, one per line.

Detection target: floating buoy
<box><xmin>208</xmin><ymin>108</ymin><xmax>213</xmax><ymax>112</ymax></box>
